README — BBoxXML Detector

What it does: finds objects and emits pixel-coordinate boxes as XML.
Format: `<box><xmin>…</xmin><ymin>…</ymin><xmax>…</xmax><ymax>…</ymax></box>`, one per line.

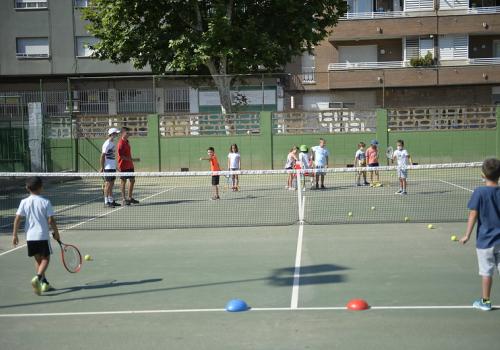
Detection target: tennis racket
<box><xmin>386</xmin><ymin>146</ymin><xmax>394</xmax><ymax>160</ymax></box>
<box><xmin>57</xmin><ymin>239</ymin><xmax>82</xmax><ymax>273</ymax></box>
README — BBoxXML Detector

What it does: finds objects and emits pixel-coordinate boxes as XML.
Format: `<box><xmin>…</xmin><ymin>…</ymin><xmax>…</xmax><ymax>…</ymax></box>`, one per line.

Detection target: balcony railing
<box><xmin>466</xmin><ymin>6</ymin><xmax>500</xmax><ymax>14</ymax></box>
<box><xmin>328</xmin><ymin>61</ymin><xmax>409</xmax><ymax>71</ymax></box>
<box><xmin>16</xmin><ymin>53</ymin><xmax>50</xmax><ymax>59</ymax></box>
<box><xmin>329</xmin><ymin>57</ymin><xmax>500</xmax><ymax>71</ymax></box>
<box><xmin>340</xmin><ymin>6</ymin><xmax>500</xmax><ymax>20</ymax></box>
<box><xmin>15</xmin><ymin>1</ymin><xmax>48</xmax><ymax>9</ymax></box>
<box><xmin>301</xmin><ymin>68</ymin><xmax>316</xmax><ymax>84</ymax></box>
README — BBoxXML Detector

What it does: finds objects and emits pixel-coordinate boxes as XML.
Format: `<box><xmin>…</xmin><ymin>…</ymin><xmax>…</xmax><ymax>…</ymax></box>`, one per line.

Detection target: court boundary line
<box><xmin>0</xmin><ymin>305</ymin><xmax>476</xmax><ymax>318</ymax></box>
<box><xmin>0</xmin><ymin>187</ymin><xmax>176</xmax><ymax>258</ymax></box>
<box><xmin>438</xmin><ymin>179</ymin><xmax>473</xmax><ymax>193</ymax></box>
<box><xmin>290</xmin><ymin>222</ymin><xmax>304</xmax><ymax>309</ymax></box>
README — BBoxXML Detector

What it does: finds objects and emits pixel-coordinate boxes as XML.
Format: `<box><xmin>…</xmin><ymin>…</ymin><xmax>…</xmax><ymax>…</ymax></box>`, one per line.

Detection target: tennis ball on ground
<box><xmin>451</xmin><ymin>235</ymin><xmax>458</xmax><ymax>241</ymax></box>
<box><xmin>84</xmin><ymin>254</ymin><xmax>92</xmax><ymax>261</ymax></box>
<box><xmin>387</xmin><ymin>128</ymin><xmax>391</xmax><ymax>132</ymax></box>
<box><xmin>371</xmin><ymin>206</ymin><xmax>376</xmax><ymax>210</ymax></box>
<box><xmin>427</xmin><ymin>224</ymin><xmax>434</xmax><ymax>229</ymax></box>
<box><xmin>404</xmin><ymin>217</ymin><xmax>409</xmax><ymax>222</ymax></box>
<box><xmin>348</xmin><ymin>212</ymin><xmax>353</xmax><ymax>217</ymax></box>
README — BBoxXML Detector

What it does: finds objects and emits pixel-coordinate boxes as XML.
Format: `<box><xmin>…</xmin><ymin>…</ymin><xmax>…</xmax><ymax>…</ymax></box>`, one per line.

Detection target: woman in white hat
<box><xmin>100</xmin><ymin>128</ymin><xmax>121</xmax><ymax>207</ymax></box>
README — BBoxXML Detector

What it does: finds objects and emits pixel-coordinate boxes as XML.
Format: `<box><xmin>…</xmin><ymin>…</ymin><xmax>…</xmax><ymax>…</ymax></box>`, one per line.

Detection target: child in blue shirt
<box><xmin>460</xmin><ymin>158</ymin><xmax>500</xmax><ymax>311</ymax></box>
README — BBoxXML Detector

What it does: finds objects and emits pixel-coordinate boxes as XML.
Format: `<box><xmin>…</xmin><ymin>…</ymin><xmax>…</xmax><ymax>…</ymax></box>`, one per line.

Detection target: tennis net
<box><xmin>0</xmin><ymin>162</ymin><xmax>482</xmax><ymax>231</ymax></box>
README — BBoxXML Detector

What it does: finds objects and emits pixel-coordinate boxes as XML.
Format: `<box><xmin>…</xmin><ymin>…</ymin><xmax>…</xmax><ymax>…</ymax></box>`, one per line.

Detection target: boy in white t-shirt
<box><xmin>12</xmin><ymin>177</ymin><xmax>61</xmax><ymax>295</ymax></box>
<box><xmin>100</xmin><ymin>128</ymin><xmax>121</xmax><ymax>208</ymax></box>
<box><xmin>392</xmin><ymin>139</ymin><xmax>412</xmax><ymax>195</ymax></box>
<box><xmin>227</xmin><ymin>144</ymin><xmax>241</xmax><ymax>191</ymax></box>
<box><xmin>354</xmin><ymin>142</ymin><xmax>370</xmax><ymax>186</ymax></box>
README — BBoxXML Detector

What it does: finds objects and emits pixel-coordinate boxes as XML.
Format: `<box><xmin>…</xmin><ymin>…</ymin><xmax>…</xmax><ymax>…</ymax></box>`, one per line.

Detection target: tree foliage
<box><xmin>83</xmin><ymin>0</ymin><xmax>346</xmax><ymax>112</ymax></box>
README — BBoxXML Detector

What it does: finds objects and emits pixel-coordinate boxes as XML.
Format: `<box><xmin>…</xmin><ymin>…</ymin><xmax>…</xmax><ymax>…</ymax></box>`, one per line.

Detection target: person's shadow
<box><xmin>43</xmin><ymin>278</ymin><xmax>162</xmax><ymax>297</ymax></box>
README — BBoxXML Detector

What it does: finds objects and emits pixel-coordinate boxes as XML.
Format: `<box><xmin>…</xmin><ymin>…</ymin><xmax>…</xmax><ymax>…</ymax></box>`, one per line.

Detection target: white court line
<box><xmin>0</xmin><ymin>187</ymin><xmax>176</xmax><ymax>258</ymax></box>
<box><xmin>0</xmin><ymin>195</ymin><xmax>102</xmax><ymax>230</ymax></box>
<box><xmin>0</xmin><ymin>305</ymin><xmax>475</xmax><ymax>318</ymax></box>
<box><xmin>290</xmin><ymin>222</ymin><xmax>304</xmax><ymax>309</ymax></box>
<box><xmin>438</xmin><ymin>179</ymin><xmax>473</xmax><ymax>193</ymax></box>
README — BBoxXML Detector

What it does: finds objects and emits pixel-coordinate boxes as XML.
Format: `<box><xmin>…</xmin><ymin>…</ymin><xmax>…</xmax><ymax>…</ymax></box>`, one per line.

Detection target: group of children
<box><xmin>355</xmin><ymin>139</ymin><xmax>412</xmax><ymax>195</ymax></box>
<box><xmin>285</xmin><ymin>138</ymin><xmax>330</xmax><ymax>191</ymax></box>
<box><xmin>10</xmin><ymin>142</ymin><xmax>500</xmax><ymax>311</ymax></box>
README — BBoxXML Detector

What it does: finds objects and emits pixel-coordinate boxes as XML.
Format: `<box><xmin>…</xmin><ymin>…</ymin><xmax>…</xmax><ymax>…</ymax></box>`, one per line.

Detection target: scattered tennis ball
<box><xmin>451</xmin><ymin>235</ymin><xmax>458</xmax><ymax>241</ymax></box>
<box><xmin>370</xmin><ymin>206</ymin><xmax>376</xmax><ymax>210</ymax></box>
<box><xmin>84</xmin><ymin>254</ymin><xmax>92</xmax><ymax>261</ymax></box>
<box><xmin>387</xmin><ymin>128</ymin><xmax>391</xmax><ymax>132</ymax></box>
<box><xmin>404</xmin><ymin>217</ymin><xmax>409</xmax><ymax>222</ymax></box>
<box><xmin>427</xmin><ymin>224</ymin><xmax>434</xmax><ymax>229</ymax></box>
<box><xmin>348</xmin><ymin>212</ymin><xmax>353</xmax><ymax>217</ymax></box>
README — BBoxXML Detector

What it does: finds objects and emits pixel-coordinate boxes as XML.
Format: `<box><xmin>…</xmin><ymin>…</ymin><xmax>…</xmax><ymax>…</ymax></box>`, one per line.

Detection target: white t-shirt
<box><xmin>355</xmin><ymin>149</ymin><xmax>366</xmax><ymax>166</ymax></box>
<box><xmin>312</xmin><ymin>146</ymin><xmax>330</xmax><ymax>167</ymax></box>
<box><xmin>227</xmin><ymin>152</ymin><xmax>241</xmax><ymax>169</ymax></box>
<box><xmin>299</xmin><ymin>152</ymin><xmax>311</xmax><ymax>169</ymax></box>
<box><xmin>102</xmin><ymin>139</ymin><xmax>116</xmax><ymax>170</ymax></box>
<box><xmin>16</xmin><ymin>195</ymin><xmax>54</xmax><ymax>241</ymax></box>
<box><xmin>393</xmin><ymin>149</ymin><xmax>410</xmax><ymax>168</ymax></box>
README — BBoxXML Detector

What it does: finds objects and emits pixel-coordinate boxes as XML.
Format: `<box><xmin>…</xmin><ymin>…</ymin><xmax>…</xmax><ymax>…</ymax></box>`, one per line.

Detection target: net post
<box><xmin>496</xmin><ymin>106</ymin><xmax>500</xmax><ymax>158</ymax></box>
<box><xmin>147</xmin><ymin>114</ymin><xmax>161</xmax><ymax>171</ymax></box>
<box><xmin>376</xmin><ymin>108</ymin><xmax>389</xmax><ymax>165</ymax></box>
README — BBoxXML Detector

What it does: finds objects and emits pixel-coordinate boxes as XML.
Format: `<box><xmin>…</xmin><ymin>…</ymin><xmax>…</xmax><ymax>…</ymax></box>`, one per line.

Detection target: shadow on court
<box><xmin>0</xmin><ymin>264</ymin><xmax>348</xmax><ymax>310</ymax></box>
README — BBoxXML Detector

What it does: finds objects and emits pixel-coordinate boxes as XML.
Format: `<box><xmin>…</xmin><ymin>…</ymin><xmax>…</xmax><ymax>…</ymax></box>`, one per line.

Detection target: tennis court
<box><xmin>0</xmin><ymin>164</ymin><xmax>499</xmax><ymax>349</ymax></box>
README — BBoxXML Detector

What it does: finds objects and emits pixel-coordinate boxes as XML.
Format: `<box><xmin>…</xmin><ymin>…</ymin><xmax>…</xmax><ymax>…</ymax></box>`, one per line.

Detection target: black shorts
<box><xmin>27</xmin><ymin>240</ymin><xmax>52</xmax><ymax>257</ymax></box>
<box><xmin>104</xmin><ymin>169</ymin><xmax>116</xmax><ymax>182</ymax></box>
<box><xmin>212</xmin><ymin>175</ymin><xmax>220</xmax><ymax>186</ymax></box>
<box><xmin>120</xmin><ymin>168</ymin><xmax>135</xmax><ymax>180</ymax></box>
<box><xmin>368</xmin><ymin>163</ymin><xmax>379</xmax><ymax>167</ymax></box>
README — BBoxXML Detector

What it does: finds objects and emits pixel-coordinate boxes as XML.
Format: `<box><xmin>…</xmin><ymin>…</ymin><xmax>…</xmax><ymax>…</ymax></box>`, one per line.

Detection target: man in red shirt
<box><xmin>117</xmin><ymin>127</ymin><xmax>139</xmax><ymax>205</ymax></box>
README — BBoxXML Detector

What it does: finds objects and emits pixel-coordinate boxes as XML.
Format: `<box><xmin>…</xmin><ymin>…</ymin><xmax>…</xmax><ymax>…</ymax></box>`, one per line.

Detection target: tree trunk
<box><xmin>206</xmin><ymin>60</ymin><xmax>235</xmax><ymax>134</ymax></box>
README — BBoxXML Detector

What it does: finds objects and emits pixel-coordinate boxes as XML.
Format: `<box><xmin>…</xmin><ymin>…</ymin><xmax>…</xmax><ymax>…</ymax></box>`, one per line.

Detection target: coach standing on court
<box><xmin>117</xmin><ymin>127</ymin><xmax>139</xmax><ymax>206</ymax></box>
<box><xmin>101</xmin><ymin>128</ymin><xmax>121</xmax><ymax>207</ymax></box>
<box><xmin>311</xmin><ymin>138</ymin><xmax>330</xmax><ymax>189</ymax></box>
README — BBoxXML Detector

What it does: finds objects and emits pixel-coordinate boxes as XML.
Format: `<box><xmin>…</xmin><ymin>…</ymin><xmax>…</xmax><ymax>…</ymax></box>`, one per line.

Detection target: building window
<box><xmin>15</xmin><ymin>0</ymin><xmax>48</xmax><ymax>9</ymax></box>
<box><xmin>438</xmin><ymin>35</ymin><xmax>468</xmax><ymax>60</ymax></box>
<box><xmin>74</xmin><ymin>0</ymin><xmax>90</xmax><ymax>7</ymax></box>
<box><xmin>165</xmin><ymin>88</ymin><xmax>190</xmax><ymax>112</ymax></box>
<box><xmin>301</xmin><ymin>52</ymin><xmax>316</xmax><ymax>84</ymax></box>
<box><xmin>16</xmin><ymin>38</ymin><xmax>50</xmax><ymax>58</ymax></box>
<box><xmin>76</xmin><ymin>37</ymin><xmax>98</xmax><ymax>57</ymax></box>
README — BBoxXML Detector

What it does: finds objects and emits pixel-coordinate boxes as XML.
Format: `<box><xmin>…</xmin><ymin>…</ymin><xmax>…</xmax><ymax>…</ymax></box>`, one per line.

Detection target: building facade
<box><xmin>286</xmin><ymin>1</ymin><xmax>500</xmax><ymax>109</ymax></box>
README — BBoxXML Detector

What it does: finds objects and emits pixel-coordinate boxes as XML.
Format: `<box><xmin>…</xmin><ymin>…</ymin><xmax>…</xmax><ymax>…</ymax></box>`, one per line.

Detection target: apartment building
<box><xmin>0</xmin><ymin>0</ymin><xmax>281</xmax><ymax>116</ymax></box>
<box><xmin>287</xmin><ymin>1</ymin><xmax>500</xmax><ymax>109</ymax></box>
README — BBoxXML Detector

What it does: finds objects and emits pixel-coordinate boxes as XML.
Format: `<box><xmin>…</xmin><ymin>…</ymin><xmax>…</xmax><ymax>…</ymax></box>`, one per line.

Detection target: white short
<box><xmin>397</xmin><ymin>168</ymin><xmax>408</xmax><ymax>179</ymax></box>
<box><xmin>476</xmin><ymin>245</ymin><xmax>500</xmax><ymax>276</ymax></box>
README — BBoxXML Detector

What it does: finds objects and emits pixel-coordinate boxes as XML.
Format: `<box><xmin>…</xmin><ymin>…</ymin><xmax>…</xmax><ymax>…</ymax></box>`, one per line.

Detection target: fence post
<box><xmin>497</xmin><ymin>106</ymin><xmax>500</xmax><ymax>159</ymax></box>
<box><xmin>259</xmin><ymin>111</ymin><xmax>273</xmax><ymax>169</ymax></box>
<box><xmin>376</xmin><ymin>108</ymin><xmax>389</xmax><ymax>165</ymax></box>
<box><xmin>147</xmin><ymin>114</ymin><xmax>161</xmax><ymax>171</ymax></box>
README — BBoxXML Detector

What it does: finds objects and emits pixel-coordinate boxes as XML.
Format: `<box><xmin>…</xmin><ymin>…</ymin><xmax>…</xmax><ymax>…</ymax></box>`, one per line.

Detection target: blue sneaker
<box><xmin>473</xmin><ymin>298</ymin><xmax>492</xmax><ymax>311</ymax></box>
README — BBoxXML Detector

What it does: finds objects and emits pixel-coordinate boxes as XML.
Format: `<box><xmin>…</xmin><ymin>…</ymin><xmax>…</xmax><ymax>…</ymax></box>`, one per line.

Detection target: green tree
<box><xmin>83</xmin><ymin>0</ymin><xmax>346</xmax><ymax>113</ymax></box>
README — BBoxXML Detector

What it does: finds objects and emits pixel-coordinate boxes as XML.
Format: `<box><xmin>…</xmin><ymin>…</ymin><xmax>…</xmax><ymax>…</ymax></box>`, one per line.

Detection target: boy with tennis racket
<box><xmin>12</xmin><ymin>176</ymin><xmax>61</xmax><ymax>295</ymax></box>
<box><xmin>392</xmin><ymin>140</ymin><xmax>412</xmax><ymax>195</ymax></box>
<box><xmin>459</xmin><ymin>158</ymin><xmax>500</xmax><ymax>311</ymax></box>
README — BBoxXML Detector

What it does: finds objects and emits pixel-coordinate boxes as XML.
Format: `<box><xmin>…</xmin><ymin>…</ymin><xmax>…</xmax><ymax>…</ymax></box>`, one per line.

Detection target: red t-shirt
<box><xmin>117</xmin><ymin>138</ymin><xmax>134</xmax><ymax>171</ymax></box>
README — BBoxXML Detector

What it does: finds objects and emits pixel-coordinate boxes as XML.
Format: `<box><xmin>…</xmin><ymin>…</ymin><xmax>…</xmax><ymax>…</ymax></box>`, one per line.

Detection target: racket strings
<box><xmin>63</xmin><ymin>246</ymin><xmax>81</xmax><ymax>272</ymax></box>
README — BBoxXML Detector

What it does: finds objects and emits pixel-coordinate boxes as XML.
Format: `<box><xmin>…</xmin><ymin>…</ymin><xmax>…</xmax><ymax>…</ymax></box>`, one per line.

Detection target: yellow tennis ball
<box><xmin>387</xmin><ymin>128</ymin><xmax>391</xmax><ymax>132</ymax></box>
<box><xmin>451</xmin><ymin>235</ymin><xmax>458</xmax><ymax>241</ymax></box>
<box><xmin>84</xmin><ymin>254</ymin><xmax>92</xmax><ymax>261</ymax></box>
<box><xmin>404</xmin><ymin>217</ymin><xmax>409</xmax><ymax>222</ymax></box>
<box><xmin>348</xmin><ymin>212</ymin><xmax>353</xmax><ymax>217</ymax></box>
<box><xmin>371</xmin><ymin>206</ymin><xmax>375</xmax><ymax>210</ymax></box>
<box><xmin>427</xmin><ymin>224</ymin><xmax>434</xmax><ymax>229</ymax></box>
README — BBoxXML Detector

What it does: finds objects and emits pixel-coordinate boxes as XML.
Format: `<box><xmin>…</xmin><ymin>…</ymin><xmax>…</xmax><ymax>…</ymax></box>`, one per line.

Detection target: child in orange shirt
<box><xmin>200</xmin><ymin>147</ymin><xmax>221</xmax><ymax>200</ymax></box>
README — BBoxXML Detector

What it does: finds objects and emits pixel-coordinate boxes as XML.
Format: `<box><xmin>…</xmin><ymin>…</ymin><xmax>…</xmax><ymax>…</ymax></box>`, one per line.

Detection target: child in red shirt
<box><xmin>200</xmin><ymin>147</ymin><xmax>221</xmax><ymax>200</ymax></box>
